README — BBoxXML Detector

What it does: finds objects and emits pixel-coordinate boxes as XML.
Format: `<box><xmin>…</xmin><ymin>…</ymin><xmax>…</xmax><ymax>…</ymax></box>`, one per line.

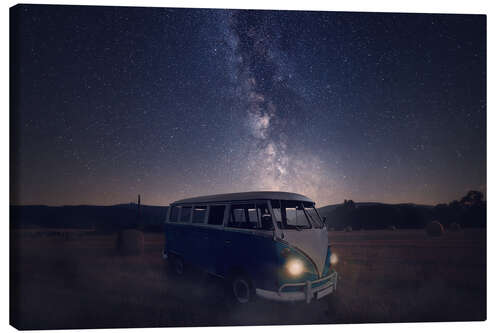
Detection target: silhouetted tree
<box><xmin>327</xmin><ymin>190</ymin><xmax>485</xmax><ymax>231</ymax></box>
<box><xmin>460</xmin><ymin>190</ymin><xmax>484</xmax><ymax>207</ymax></box>
<box><xmin>343</xmin><ymin>199</ymin><xmax>356</xmax><ymax>210</ymax></box>
<box><xmin>433</xmin><ymin>190</ymin><xmax>486</xmax><ymax>229</ymax></box>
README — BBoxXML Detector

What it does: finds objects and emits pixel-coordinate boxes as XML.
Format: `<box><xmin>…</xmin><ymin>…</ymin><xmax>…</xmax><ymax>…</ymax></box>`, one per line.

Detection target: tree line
<box><xmin>324</xmin><ymin>190</ymin><xmax>486</xmax><ymax>230</ymax></box>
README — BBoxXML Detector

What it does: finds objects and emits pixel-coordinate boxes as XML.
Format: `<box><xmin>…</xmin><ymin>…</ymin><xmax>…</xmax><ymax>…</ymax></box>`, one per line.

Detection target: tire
<box><xmin>230</xmin><ymin>275</ymin><xmax>255</xmax><ymax>304</ymax></box>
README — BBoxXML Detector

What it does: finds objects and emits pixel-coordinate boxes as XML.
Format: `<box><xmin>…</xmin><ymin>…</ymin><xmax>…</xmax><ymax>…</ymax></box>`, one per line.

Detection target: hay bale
<box><xmin>388</xmin><ymin>225</ymin><xmax>397</xmax><ymax>231</ymax></box>
<box><xmin>344</xmin><ymin>226</ymin><xmax>352</xmax><ymax>232</ymax></box>
<box><xmin>426</xmin><ymin>221</ymin><xmax>444</xmax><ymax>237</ymax></box>
<box><xmin>64</xmin><ymin>232</ymin><xmax>81</xmax><ymax>241</ymax></box>
<box><xmin>116</xmin><ymin>229</ymin><xmax>144</xmax><ymax>255</ymax></box>
<box><xmin>449</xmin><ymin>222</ymin><xmax>461</xmax><ymax>232</ymax></box>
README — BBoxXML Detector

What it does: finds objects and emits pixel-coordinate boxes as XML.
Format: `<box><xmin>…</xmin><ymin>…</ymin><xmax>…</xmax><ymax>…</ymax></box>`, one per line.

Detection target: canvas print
<box><xmin>10</xmin><ymin>4</ymin><xmax>486</xmax><ymax>330</ymax></box>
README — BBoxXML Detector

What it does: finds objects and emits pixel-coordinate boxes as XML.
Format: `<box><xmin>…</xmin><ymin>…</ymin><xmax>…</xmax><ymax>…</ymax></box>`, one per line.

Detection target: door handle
<box><xmin>224</xmin><ymin>240</ymin><xmax>231</xmax><ymax>245</ymax></box>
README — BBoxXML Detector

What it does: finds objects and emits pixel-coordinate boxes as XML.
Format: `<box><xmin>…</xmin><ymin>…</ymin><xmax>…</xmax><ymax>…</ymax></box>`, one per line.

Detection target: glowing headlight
<box><xmin>286</xmin><ymin>259</ymin><xmax>304</xmax><ymax>276</ymax></box>
<box><xmin>329</xmin><ymin>252</ymin><xmax>339</xmax><ymax>265</ymax></box>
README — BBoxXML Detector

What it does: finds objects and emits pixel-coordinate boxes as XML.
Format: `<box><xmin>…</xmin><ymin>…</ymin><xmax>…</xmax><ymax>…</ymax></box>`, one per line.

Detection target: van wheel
<box><xmin>231</xmin><ymin>275</ymin><xmax>255</xmax><ymax>304</ymax></box>
<box><xmin>171</xmin><ymin>256</ymin><xmax>184</xmax><ymax>275</ymax></box>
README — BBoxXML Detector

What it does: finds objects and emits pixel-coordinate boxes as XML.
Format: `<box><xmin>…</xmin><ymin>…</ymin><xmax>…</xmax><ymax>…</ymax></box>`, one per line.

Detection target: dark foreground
<box><xmin>10</xmin><ymin>229</ymin><xmax>486</xmax><ymax>329</ymax></box>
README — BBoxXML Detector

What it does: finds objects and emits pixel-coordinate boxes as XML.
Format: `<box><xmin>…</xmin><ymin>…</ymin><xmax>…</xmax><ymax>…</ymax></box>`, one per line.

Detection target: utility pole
<box><xmin>137</xmin><ymin>194</ymin><xmax>141</xmax><ymax>229</ymax></box>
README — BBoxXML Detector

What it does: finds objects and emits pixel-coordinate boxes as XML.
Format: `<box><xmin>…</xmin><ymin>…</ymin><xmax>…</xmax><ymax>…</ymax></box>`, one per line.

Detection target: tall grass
<box><xmin>10</xmin><ymin>228</ymin><xmax>486</xmax><ymax>329</ymax></box>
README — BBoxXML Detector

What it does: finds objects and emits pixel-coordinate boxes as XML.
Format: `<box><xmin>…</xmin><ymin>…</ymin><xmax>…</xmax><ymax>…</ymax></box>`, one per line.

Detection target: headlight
<box><xmin>329</xmin><ymin>252</ymin><xmax>339</xmax><ymax>265</ymax></box>
<box><xmin>286</xmin><ymin>259</ymin><xmax>304</xmax><ymax>276</ymax></box>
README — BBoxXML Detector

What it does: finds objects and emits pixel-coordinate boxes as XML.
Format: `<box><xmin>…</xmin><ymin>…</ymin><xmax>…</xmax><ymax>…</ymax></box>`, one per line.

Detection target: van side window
<box><xmin>257</xmin><ymin>203</ymin><xmax>274</xmax><ymax>230</ymax></box>
<box><xmin>180</xmin><ymin>206</ymin><xmax>192</xmax><ymax>223</ymax></box>
<box><xmin>248</xmin><ymin>207</ymin><xmax>258</xmax><ymax>224</ymax></box>
<box><xmin>192</xmin><ymin>206</ymin><xmax>207</xmax><ymax>223</ymax></box>
<box><xmin>231</xmin><ymin>206</ymin><xmax>246</xmax><ymax>224</ymax></box>
<box><xmin>169</xmin><ymin>206</ymin><xmax>180</xmax><ymax>222</ymax></box>
<box><xmin>229</xmin><ymin>204</ymin><xmax>258</xmax><ymax>229</ymax></box>
<box><xmin>208</xmin><ymin>205</ymin><xmax>225</xmax><ymax>225</ymax></box>
<box><xmin>283</xmin><ymin>201</ymin><xmax>311</xmax><ymax>229</ymax></box>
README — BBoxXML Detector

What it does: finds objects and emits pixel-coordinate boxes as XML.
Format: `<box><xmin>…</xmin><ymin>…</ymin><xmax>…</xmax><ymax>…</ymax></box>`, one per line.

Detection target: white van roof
<box><xmin>171</xmin><ymin>191</ymin><xmax>314</xmax><ymax>205</ymax></box>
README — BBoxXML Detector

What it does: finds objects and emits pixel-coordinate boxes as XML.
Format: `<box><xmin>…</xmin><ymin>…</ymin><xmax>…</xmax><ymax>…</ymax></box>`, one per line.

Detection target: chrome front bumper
<box><xmin>255</xmin><ymin>271</ymin><xmax>338</xmax><ymax>303</ymax></box>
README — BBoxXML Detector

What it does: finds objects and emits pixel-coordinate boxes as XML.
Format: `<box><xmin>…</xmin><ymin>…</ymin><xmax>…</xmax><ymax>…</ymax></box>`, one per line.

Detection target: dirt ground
<box><xmin>10</xmin><ymin>228</ymin><xmax>486</xmax><ymax>329</ymax></box>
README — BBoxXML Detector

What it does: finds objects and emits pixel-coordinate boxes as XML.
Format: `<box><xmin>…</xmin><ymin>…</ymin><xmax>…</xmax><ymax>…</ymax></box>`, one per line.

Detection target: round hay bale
<box><xmin>116</xmin><ymin>229</ymin><xmax>144</xmax><ymax>256</ymax></box>
<box><xmin>449</xmin><ymin>222</ymin><xmax>461</xmax><ymax>232</ymax></box>
<box><xmin>64</xmin><ymin>232</ymin><xmax>81</xmax><ymax>241</ymax></box>
<box><xmin>388</xmin><ymin>225</ymin><xmax>397</xmax><ymax>231</ymax></box>
<box><xmin>344</xmin><ymin>226</ymin><xmax>352</xmax><ymax>232</ymax></box>
<box><xmin>426</xmin><ymin>221</ymin><xmax>444</xmax><ymax>237</ymax></box>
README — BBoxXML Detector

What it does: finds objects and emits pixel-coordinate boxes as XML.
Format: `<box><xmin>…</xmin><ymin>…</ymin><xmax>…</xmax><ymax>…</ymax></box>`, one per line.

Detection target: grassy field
<box><xmin>10</xmin><ymin>228</ymin><xmax>486</xmax><ymax>329</ymax></box>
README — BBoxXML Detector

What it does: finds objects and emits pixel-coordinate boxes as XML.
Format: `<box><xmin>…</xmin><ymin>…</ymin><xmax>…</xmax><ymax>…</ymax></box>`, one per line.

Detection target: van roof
<box><xmin>171</xmin><ymin>191</ymin><xmax>314</xmax><ymax>205</ymax></box>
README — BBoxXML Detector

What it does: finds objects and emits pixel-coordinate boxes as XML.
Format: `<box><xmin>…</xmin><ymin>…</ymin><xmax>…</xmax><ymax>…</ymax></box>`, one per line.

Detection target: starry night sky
<box><xmin>11</xmin><ymin>5</ymin><xmax>486</xmax><ymax>207</ymax></box>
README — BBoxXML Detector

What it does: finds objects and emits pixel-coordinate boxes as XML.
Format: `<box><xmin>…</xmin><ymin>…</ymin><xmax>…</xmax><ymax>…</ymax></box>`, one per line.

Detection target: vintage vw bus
<box><xmin>163</xmin><ymin>191</ymin><xmax>338</xmax><ymax>303</ymax></box>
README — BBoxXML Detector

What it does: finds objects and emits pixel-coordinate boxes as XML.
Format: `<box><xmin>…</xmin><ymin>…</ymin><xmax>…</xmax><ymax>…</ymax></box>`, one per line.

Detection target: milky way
<box><xmin>11</xmin><ymin>5</ymin><xmax>486</xmax><ymax>206</ymax></box>
<box><xmin>216</xmin><ymin>11</ymin><xmax>336</xmax><ymax>201</ymax></box>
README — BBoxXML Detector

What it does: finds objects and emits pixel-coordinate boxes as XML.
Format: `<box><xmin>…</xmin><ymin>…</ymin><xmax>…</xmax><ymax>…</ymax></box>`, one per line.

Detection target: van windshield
<box><xmin>271</xmin><ymin>200</ymin><xmax>324</xmax><ymax>229</ymax></box>
<box><xmin>303</xmin><ymin>203</ymin><xmax>324</xmax><ymax>228</ymax></box>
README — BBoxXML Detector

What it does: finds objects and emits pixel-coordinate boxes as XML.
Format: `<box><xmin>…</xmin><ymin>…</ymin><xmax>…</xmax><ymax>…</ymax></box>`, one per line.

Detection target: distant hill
<box><xmin>318</xmin><ymin>202</ymin><xmax>433</xmax><ymax>210</ymax></box>
<box><xmin>9</xmin><ymin>202</ymin><xmax>435</xmax><ymax>232</ymax></box>
<box><xmin>10</xmin><ymin>203</ymin><xmax>168</xmax><ymax>233</ymax></box>
<box><xmin>10</xmin><ymin>192</ymin><xmax>486</xmax><ymax>232</ymax></box>
<box><xmin>318</xmin><ymin>197</ymin><xmax>485</xmax><ymax>230</ymax></box>
<box><xmin>318</xmin><ymin>202</ymin><xmax>434</xmax><ymax>229</ymax></box>
<box><xmin>316</xmin><ymin>204</ymin><xmax>341</xmax><ymax>219</ymax></box>
<box><xmin>318</xmin><ymin>202</ymin><xmax>435</xmax><ymax>230</ymax></box>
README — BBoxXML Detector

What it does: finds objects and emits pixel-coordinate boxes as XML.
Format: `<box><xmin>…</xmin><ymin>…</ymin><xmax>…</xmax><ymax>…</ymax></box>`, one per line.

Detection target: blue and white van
<box><xmin>163</xmin><ymin>191</ymin><xmax>338</xmax><ymax>303</ymax></box>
